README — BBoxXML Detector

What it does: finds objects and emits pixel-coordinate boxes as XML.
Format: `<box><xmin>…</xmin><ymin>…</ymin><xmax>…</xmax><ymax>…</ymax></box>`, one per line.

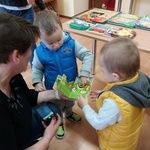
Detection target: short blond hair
<box><xmin>100</xmin><ymin>37</ymin><xmax>140</xmax><ymax>79</ymax></box>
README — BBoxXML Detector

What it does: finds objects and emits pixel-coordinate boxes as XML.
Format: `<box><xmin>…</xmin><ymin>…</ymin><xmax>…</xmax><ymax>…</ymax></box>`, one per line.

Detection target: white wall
<box><xmin>133</xmin><ymin>0</ymin><xmax>150</xmax><ymax>16</ymax></box>
<box><xmin>56</xmin><ymin>0</ymin><xmax>89</xmax><ymax>17</ymax></box>
<box><xmin>115</xmin><ymin>0</ymin><xmax>131</xmax><ymax>13</ymax></box>
<box><xmin>115</xmin><ymin>0</ymin><xmax>150</xmax><ymax>16</ymax></box>
<box><xmin>57</xmin><ymin>0</ymin><xmax>149</xmax><ymax>17</ymax></box>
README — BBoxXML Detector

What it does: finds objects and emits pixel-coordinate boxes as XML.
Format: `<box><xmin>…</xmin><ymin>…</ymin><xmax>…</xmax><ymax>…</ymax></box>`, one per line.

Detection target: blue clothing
<box><xmin>32</xmin><ymin>32</ymin><xmax>93</xmax><ymax>123</ymax></box>
<box><xmin>36</xmin><ymin>34</ymin><xmax>78</xmax><ymax>89</ymax></box>
<box><xmin>32</xmin><ymin>32</ymin><xmax>93</xmax><ymax>90</ymax></box>
<box><xmin>0</xmin><ymin>6</ymin><xmax>34</xmax><ymax>23</ymax></box>
<box><xmin>0</xmin><ymin>0</ymin><xmax>46</xmax><ymax>11</ymax></box>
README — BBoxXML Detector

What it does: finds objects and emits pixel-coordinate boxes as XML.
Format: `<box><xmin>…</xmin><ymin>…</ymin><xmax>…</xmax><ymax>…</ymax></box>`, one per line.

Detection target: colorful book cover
<box><xmin>74</xmin><ymin>8</ymin><xmax>119</xmax><ymax>24</ymax></box>
<box><xmin>86</xmin><ymin>23</ymin><xmax>112</xmax><ymax>37</ymax></box>
<box><xmin>107</xmin><ymin>12</ymin><xmax>139</xmax><ymax>28</ymax></box>
<box><xmin>135</xmin><ymin>15</ymin><xmax>150</xmax><ymax>30</ymax></box>
<box><xmin>53</xmin><ymin>74</ymin><xmax>93</xmax><ymax>99</ymax></box>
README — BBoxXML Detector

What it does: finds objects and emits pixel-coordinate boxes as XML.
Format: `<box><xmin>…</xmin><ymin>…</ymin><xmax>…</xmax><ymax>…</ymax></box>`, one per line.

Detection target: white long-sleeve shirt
<box><xmin>82</xmin><ymin>99</ymin><xmax>122</xmax><ymax>130</ymax></box>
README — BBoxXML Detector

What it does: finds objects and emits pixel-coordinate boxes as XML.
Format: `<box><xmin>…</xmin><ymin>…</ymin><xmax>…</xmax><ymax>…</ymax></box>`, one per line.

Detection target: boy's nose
<box><xmin>54</xmin><ymin>43</ymin><xmax>60</xmax><ymax>49</ymax></box>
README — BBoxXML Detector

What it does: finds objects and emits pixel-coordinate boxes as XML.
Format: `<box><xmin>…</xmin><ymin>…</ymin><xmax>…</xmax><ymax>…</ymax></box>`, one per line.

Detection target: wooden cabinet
<box><xmin>89</xmin><ymin>0</ymin><xmax>104</xmax><ymax>9</ymax></box>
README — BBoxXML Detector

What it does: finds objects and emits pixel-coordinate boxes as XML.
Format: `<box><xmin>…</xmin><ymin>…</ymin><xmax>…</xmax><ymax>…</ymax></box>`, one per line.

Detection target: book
<box><xmin>53</xmin><ymin>74</ymin><xmax>93</xmax><ymax>99</ymax></box>
<box><xmin>107</xmin><ymin>12</ymin><xmax>139</xmax><ymax>28</ymax></box>
<box><xmin>74</xmin><ymin>8</ymin><xmax>119</xmax><ymax>24</ymax></box>
<box><xmin>86</xmin><ymin>23</ymin><xmax>112</xmax><ymax>37</ymax></box>
<box><xmin>135</xmin><ymin>15</ymin><xmax>150</xmax><ymax>30</ymax></box>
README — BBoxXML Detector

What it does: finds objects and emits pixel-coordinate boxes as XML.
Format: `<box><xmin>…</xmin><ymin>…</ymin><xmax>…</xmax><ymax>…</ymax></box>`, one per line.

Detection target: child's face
<box><xmin>99</xmin><ymin>55</ymin><xmax>117</xmax><ymax>83</ymax></box>
<box><xmin>40</xmin><ymin>26</ymin><xmax>63</xmax><ymax>50</ymax></box>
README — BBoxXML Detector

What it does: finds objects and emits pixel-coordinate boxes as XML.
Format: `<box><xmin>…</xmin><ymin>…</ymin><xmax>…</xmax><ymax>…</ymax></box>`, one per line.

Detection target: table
<box><xmin>63</xmin><ymin>20</ymin><xmax>150</xmax><ymax>74</ymax></box>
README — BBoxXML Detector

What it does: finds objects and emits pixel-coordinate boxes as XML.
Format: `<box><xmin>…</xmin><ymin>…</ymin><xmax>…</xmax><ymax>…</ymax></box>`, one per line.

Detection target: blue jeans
<box><xmin>0</xmin><ymin>6</ymin><xmax>35</xmax><ymax>66</ymax></box>
<box><xmin>0</xmin><ymin>6</ymin><xmax>34</xmax><ymax>24</ymax></box>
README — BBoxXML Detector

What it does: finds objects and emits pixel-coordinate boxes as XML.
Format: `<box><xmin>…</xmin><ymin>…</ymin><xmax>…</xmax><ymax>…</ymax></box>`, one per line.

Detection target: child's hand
<box><xmin>90</xmin><ymin>90</ymin><xmax>101</xmax><ymax>101</ymax></box>
<box><xmin>76</xmin><ymin>95</ymin><xmax>89</xmax><ymax>109</ymax></box>
<box><xmin>102</xmin><ymin>4</ymin><xmax>107</xmax><ymax>9</ymax></box>
<box><xmin>35</xmin><ymin>82</ymin><xmax>46</xmax><ymax>92</ymax></box>
<box><xmin>80</xmin><ymin>76</ymin><xmax>89</xmax><ymax>87</ymax></box>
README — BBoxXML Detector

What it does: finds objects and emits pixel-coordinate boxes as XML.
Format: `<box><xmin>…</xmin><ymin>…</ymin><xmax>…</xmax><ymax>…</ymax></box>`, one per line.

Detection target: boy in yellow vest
<box><xmin>77</xmin><ymin>37</ymin><xmax>150</xmax><ymax>150</ymax></box>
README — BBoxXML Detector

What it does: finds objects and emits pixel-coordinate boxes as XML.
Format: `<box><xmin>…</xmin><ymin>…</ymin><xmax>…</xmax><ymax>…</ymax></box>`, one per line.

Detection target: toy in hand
<box><xmin>53</xmin><ymin>74</ymin><xmax>93</xmax><ymax>99</ymax></box>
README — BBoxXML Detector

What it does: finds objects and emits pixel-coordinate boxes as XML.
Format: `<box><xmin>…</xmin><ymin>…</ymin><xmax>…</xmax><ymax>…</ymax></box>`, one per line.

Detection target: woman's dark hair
<box><xmin>0</xmin><ymin>12</ymin><xmax>40</xmax><ymax>63</ymax></box>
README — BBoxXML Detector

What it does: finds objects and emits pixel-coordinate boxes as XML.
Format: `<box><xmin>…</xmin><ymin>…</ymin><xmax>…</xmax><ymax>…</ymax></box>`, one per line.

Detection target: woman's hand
<box><xmin>58</xmin><ymin>92</ymin><xmax>76</xmax><ymax>101</ymax></box>
<box><xmin>25</xmin><ymin>114</ymin><xmax>61</xmax><ymax>150</ymax></box>
<box><xmin>43</xmin><ymin>114</ymin><xmax>61</xmax><ymax>140</ymax></box>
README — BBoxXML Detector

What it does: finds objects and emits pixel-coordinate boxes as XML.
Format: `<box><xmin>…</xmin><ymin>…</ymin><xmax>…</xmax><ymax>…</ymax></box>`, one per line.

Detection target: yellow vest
<box><xmin>96</xmin><ymin>73</ymin><xmax>145</xmax><ymax>150</ymax></box>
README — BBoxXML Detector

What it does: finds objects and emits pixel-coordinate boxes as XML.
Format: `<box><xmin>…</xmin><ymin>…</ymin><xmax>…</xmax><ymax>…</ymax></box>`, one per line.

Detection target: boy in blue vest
<box><xmin>77</xmin><ymin>37</ymin><xmax>150</xmax><ymax>150</ymax></box>
<box><xmin>32</xmin><ymin>10</ymin><xmax>93</xmax><ymax>139</ymax></box>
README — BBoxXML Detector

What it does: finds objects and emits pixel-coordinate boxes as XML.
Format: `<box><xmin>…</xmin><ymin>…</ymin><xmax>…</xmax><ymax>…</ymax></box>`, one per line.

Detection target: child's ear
<box><xmin>112</xmin><ymin>73</ymin><xmax>120</xmax><ymax>81</ymax></box>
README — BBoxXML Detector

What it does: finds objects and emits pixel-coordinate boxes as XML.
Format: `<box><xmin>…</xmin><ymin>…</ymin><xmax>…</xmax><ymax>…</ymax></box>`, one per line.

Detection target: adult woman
<box><xmin>0</xmin><ymin>12</ymin><xmax>69</xmax><ymax>150</ymax></box>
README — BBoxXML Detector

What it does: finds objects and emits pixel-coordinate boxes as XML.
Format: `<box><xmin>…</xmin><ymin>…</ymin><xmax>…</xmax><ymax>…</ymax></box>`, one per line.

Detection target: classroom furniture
<box><xmin>89</xmin><ymin>0</ymin><xmax>104</xmax><ymax>9</ymax></box>
<box><xmin>63</xmin><ymin>19</ymin><xmax>150</xmax><ymax>74</ymax></box>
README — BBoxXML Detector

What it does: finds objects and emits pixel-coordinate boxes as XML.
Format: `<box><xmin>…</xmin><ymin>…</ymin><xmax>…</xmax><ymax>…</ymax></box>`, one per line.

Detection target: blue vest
<box><xmin>36</xmin><ymin>34</ymin><xmax>78</xmax><ymax>89</ymax></box>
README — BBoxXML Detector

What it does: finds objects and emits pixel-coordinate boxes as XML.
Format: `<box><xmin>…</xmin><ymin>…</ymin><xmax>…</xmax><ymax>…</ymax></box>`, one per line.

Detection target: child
<box><xmin>77</xmin><ymin>37</ymin><xmax>150</xmax><ymax>150</ymax></box>
<box><xmin>32</xmin><ymin>10</ymin><xmax>93</xmax><ymax>139</ymax></box>
<box><xmin>102</xmin><ymin>0</ymin><xmax>116</xmax><ymax>11</ymax></box>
